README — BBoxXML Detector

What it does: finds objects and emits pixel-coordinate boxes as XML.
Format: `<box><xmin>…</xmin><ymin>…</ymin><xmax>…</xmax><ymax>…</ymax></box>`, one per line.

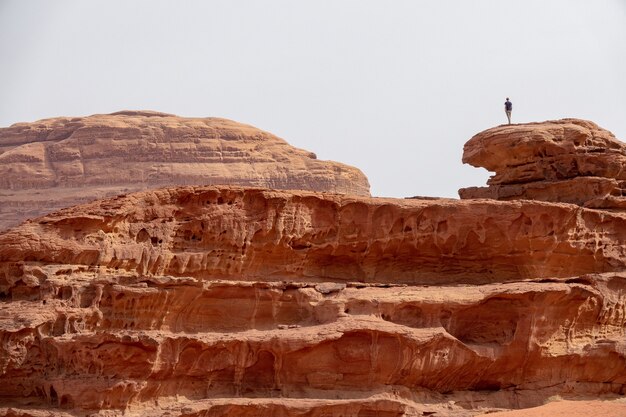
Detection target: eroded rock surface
<box><xmin>0</xmin><ymin>111</ymin><xmax>370</xmax><ymax>231</ymax></box>
<box><xmin>459</xmin><ymin>119</ymin><xmax>626</xmax><ymax>209</ymax></box>
<box><xmin>1</xmin><ymin>186</ymin><xmax>625</xmax><ymax>416</ymax></box>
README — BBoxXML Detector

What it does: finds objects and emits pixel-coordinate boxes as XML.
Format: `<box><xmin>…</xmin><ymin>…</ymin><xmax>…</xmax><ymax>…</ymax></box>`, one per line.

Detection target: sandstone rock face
<box><xmin>0</xmin><ymin>111</ymin><xmax>370</xmax><ymax>231</ymax></box>
<box><xmin>459</xmin><ymin>119</ymin><xmax>626</xmax><ymax>209</ymax></box>
<box><xmin>1</xmin><ymin>186</ymin><xmax>625</xmax><ymax>416</ymax></box>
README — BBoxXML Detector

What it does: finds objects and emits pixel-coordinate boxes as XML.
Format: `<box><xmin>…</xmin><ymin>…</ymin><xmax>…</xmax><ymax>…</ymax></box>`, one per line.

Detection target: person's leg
<box><xmin>506</xmin><ymin>111</ymin><xmax>511</xmax><ymax>124</ymax></box>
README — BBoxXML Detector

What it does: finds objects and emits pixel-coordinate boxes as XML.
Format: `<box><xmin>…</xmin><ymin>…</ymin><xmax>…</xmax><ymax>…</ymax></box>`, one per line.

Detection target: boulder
<box><xmin>459</xmin><ymin>119</ymin><xmax>626</xmax><ymax>209</ymax></box>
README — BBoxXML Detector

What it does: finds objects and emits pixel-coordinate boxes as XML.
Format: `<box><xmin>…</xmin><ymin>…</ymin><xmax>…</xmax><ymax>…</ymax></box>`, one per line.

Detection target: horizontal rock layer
<box><xmin>3</xmin><ymin>187</ymin><xmax>626</xmax><ymax>285</ymax></box>
<box><xmin>459</xmin><ymin>119</ymin><xmax>626</xmax><ymax>209</ymax></box>
<box><xmin>0</xmin><ymin>111</ymin><xmax>370</xmax><ymax>231</ymax></box>
<box><xmin>1</xmin><ymin>186</ymin><xmax>626</xmax><ymax>416</ymax></box>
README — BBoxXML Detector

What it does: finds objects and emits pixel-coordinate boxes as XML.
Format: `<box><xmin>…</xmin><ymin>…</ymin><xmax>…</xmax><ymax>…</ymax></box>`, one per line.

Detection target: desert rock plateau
<box><xmin>0</xmin><ymin>111</ymin><xmax>370</xmax><ymax>231</ymax></box>
<box><xmin>1</xmin><ymin>117</ymin><xmax>625</xmax><ymax>417</ymax></box>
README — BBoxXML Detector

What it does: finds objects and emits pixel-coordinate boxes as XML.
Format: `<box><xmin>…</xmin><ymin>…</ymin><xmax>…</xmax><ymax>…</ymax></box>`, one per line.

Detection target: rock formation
<box><xmin>1</xmin><ymin>184</ymin><xmax>626</xmax><ymax>416</ymax></box>
<box><xmin>459</xmin><ymin>119</ymin><xmax>626</xmax><ymax>209</ymax></box>
<box><xmin>0</xmin><ymin>111</ymin><xmax>370</xmax><ymax>231</ymax></box>
<box><xmin>1</xmin><ymin>117</ymin><xmax>626</xmax><ymax>416</ymax></box>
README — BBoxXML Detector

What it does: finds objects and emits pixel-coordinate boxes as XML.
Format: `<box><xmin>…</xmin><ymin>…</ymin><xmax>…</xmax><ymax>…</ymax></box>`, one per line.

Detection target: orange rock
<box><xmin>3</xmin><ymin>186</ymin><xmax>626</xmax><ymax>285</ymax></box>
<box><xmin>0</xmin><ymin>111</ymin><xmax>370</xmax><ymax>231</ymax></box>
<box><xmin>459</xmin><ymin>119</ymin><xmax>626</xmax><ymax>208</ymax></box>
<box><xmin>1</xmin><ymin>186</ymin><xmax>625</xmax><ymax>416</ymax></box>
<box><xmin>475</xmin><ymin>400</ymin><xmax>626</xmax><ymax>417</ymax></box>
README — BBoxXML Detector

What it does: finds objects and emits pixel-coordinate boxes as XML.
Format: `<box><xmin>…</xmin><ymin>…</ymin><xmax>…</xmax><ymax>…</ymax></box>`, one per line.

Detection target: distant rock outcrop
<box><xmin>0</xmin><ymin>111</ymin><xmax>370</xmax><ymax>231</ymax></box>
<box><xmin>459</xmin><ymin>119</ymin><xmax>626</xmax><ymax>209</ymax></box>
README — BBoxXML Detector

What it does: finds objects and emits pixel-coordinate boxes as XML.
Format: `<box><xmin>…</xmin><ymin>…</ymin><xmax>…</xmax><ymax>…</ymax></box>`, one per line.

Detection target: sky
<box><xmin>1</xmin><ymin>0</ymin><xmax>625</xmax><ymax>198</ymax></box>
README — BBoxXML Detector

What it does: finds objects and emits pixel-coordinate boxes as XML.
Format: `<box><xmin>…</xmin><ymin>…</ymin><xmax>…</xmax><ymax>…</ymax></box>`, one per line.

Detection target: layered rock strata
<box><xmin>459</xmin><ymin>119</ymin><xmax>626</xmax><ymax>209</ymax></box>
<box><xmin>0</xmin><ymin>111</ymin><xmax>370</xmax><ymax>231</ymax></box>
<box><xmin>1</xmin><ymin>186</ymin><xmax>625</xmax><ymax>416</ymax></box>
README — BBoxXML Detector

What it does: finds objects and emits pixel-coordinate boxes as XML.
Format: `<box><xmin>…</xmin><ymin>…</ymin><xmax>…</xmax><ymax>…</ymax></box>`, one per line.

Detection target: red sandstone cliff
<box><xmin>1</xmin><ymin>118</ymin><xmax>625</xmax><ymax>417</ymax></box>
<box><xmin>0</xmin><ymin>111</ymin><xmax>370</xmax><ymax>231</ymax></box>
<box><xmin>1</xmin><ymin>186</ymin><xmax>625</xmax><ymax>416</ymax></box>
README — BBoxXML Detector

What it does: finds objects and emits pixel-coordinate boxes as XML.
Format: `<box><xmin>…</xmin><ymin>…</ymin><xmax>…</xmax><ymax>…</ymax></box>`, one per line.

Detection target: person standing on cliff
<box><xmin>504</xmin><ymin>98</ymin><xmax>513</xmax><ymax>124</ymax></box>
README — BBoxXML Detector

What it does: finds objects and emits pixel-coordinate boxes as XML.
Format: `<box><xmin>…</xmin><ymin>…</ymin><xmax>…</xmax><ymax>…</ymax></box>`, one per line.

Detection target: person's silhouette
<box><xmin>504</xmin><ymin>98</ymin><xmax>513</xmax><ymax>124</ymax></box>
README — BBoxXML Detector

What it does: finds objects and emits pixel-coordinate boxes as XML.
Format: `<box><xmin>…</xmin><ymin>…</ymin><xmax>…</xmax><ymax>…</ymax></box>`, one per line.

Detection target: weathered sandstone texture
<box><xmin>1</xmin><ymin>186</ymin><xmax>626</xmax><ymax>416</ymax></box>
<box><xmin>459</xmin><ymin>119</ymin><xmax>626</xmax><ymax>209</ymax></box>
<box><xmin>476</xmin><ymin>400</ymin><xmax>626</xmax><ymax>417</ymax></box>
<box><xmin>0</xmin><ymin>111</ymin><xmax>369</xmax><ymax>231</ymax></box>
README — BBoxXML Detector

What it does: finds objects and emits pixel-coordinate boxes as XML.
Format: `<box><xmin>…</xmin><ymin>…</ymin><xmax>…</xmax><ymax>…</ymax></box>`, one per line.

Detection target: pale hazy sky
<box><xmin>1</xmin><ymin>1</ymin><xmax>625</xmax><ymax>198</ymax></box>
